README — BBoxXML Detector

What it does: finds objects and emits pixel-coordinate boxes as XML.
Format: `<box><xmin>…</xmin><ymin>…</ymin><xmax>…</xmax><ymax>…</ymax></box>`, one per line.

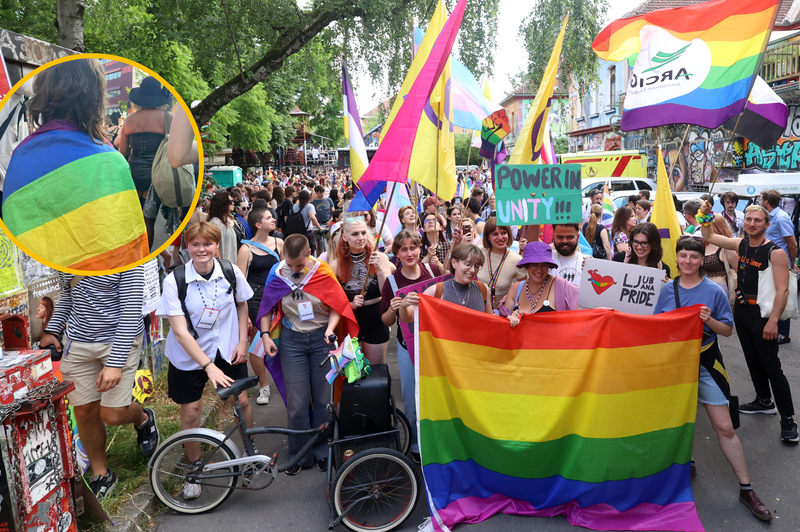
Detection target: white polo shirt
<box><xmin>156</xmin><ymin>259</ymin><xmax>254</xmax><ymax>371</ymax></box>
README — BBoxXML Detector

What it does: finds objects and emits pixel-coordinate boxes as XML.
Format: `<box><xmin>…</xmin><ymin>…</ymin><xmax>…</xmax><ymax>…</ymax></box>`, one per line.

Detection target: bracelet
<box><xmin>696</xmin><ymin>212</ymin><xmax>715</xmax><ymax>226</ymax></box>
<box><xmin>202</xmin><ymin>360</ymin><xmax>213</xmax><ymax>371</ymax></box>
<box><xmin>260</xmin><ymin>330</ymin><xmax>270</xmax><ymax>337</ymax></box>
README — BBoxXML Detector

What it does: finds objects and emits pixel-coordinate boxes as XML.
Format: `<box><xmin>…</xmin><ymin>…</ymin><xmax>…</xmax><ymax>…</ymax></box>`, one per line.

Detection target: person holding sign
<box><xmin>502</xmin><ymin>242</ymin><xmax>579</xmax><ymax>325</ymax></box>
<box><xmin>477</xmin><ymin>218</ymin><xmax>526</xmax><ymax>310</ymax></box>
<box><xmin>381</xmin><ymin>230</ymin><xmax>442</xmax><ymax>463</ymax></box>
<box><xmin>612</xmin><ymin>222</ymin><xmax>671</xmax><ymax>279</ymax></box>
<box><xmin>652</xmin><ymin>236</ymin><xmax>773</xmax><ymax>523</ymax></box>
<box><xmin>698</xmin><ymin>202</ymin><xmax>798</xmax><ymax>444</ymax></box>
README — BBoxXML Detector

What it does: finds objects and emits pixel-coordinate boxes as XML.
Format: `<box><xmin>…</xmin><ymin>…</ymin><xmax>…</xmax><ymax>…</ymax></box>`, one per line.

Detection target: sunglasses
<box><xmin>345</xmin><ymin>216</ymin><xmax>365</xmax><ymax>222</ymax></box>
<box><xmin>679</xmin><ymin>234</ymin><xmax>703</xmax><ymax>242</ymax></box>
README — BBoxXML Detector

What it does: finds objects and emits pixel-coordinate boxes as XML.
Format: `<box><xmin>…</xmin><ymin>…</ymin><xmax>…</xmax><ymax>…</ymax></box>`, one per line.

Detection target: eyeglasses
<box><xmin>631</xmin><ymin>240</ymin><xmax>650</xmax><ymax>248</ymax></box>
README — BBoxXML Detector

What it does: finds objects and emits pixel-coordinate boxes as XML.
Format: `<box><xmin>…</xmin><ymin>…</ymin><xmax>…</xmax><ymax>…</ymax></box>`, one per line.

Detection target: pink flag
<box><xmin>358</xmin><ymin>0</ymin><xmax>468</xmax><ymax>184</ymax></box>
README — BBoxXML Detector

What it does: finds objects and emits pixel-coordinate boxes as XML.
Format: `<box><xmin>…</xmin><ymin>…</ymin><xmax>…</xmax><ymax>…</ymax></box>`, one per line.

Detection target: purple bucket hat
<box><xmin>517</xmin><ymin>241</ymin><xmax>557</xmax><ymax>269</ymax></box>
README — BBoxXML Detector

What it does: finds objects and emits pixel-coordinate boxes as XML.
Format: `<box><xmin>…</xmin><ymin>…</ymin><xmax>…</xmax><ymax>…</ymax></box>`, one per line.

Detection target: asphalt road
<box><xmin>153</xmin><ymin>322</ymin><xmax>800</xmax><ymax>532</ymax></box>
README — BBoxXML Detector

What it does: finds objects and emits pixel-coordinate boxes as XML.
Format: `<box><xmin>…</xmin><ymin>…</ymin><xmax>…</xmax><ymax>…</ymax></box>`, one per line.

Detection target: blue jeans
<box><xmin>280</xmin><ymin>327</ymin><xmax>331</xmax><ymax>466</ymax></box>
<box><xmin>396</xmin><ymin>341</ymin><xmax>418</xmax><ymax>453</ymax></box>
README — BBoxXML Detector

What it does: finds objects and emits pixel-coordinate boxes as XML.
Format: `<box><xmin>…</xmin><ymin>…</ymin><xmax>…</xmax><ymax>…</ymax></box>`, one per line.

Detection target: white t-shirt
<box><xmin>156</xmin><ymin>259</ymin><xmax>254</xmax><ymax>370</ymax></box>
<box><xmin>551</xmin><ymin>250</ymin><xmax>584</xmax><ymax>286</ymax></box>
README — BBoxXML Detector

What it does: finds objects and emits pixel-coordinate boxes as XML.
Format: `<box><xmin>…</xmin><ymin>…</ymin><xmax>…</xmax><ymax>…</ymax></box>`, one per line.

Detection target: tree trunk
<box><xmin>56</xmin><ymin>0</ymin><xmax>86</xmax><ymax>52</ymax></box>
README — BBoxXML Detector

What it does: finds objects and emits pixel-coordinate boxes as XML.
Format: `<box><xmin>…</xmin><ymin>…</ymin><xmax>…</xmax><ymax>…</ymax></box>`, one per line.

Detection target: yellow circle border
<box><xmin>0</xmin><ymin>52</ymin><xmax>205</xmax><ymax>276</ymax></box>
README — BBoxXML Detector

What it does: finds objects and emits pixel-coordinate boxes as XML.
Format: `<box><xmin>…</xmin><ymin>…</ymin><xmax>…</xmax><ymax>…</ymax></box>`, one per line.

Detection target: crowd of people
<box><xmin>36</xmin><ymin>159</ymin><xmax>800</xmax><ymax>523</ymax></box>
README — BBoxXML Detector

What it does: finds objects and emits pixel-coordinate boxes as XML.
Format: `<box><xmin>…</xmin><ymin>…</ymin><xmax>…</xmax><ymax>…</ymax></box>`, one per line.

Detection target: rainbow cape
<box><xmin>256</xmin><ymin>257</ymin><xmax>358</xmax><ymax>403</ymax></box>
<box><xmin>416</xmin><ymin>296</ymin><xmax>705</xmax><ymax>532</ymax></box>
<box><xmin>592</xmin><ymin>0</ymin><xmax>780</xmax><ymax>131</ymax></box>
<box><xmin>2</xmin><ymin>120</ymin><xmax>148</xmax><ymax>271</ymax></box>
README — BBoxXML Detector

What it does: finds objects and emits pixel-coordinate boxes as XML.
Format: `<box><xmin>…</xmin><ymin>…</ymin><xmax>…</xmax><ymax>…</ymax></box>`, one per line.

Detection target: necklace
<box><xmin>525</xmin><ymin>277</ymin><xmax>547</xmax><ymax>313</ymax></box>
<box><xmin>350</xmin><ymin>250</ymin><xmax>366</xmax><ymax>262</ymax></box>
<box><xmin>450</xmin><ymin>279</ymin><xmax>474</xmax><ymax>307</ymax></box>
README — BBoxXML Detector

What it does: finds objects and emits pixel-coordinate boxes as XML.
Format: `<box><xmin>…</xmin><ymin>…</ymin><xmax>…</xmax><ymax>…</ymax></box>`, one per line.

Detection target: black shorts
<box><xmin>354</xmin><ymin>302</ymin><xmax>390</xmax><ymax>344</ymax></box>
<box><xmin>168</xmin><ymin>351</ymin><xmax>249</xmax><ymax>404</ymax></box>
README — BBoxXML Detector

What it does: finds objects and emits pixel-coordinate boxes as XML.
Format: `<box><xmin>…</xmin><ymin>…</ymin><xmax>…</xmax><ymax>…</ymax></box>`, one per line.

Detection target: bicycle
<box><xmin>148</xmin><ymin>339</ymin><xmax>419</xmax><ymax>531</ymax></box>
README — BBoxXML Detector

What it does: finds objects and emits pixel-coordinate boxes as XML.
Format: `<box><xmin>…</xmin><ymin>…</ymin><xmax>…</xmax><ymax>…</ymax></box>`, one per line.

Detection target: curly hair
<box><xmin>29</xmin><ymin>58</ymin><xmax>107</xmax><ymax>144</ymax></box>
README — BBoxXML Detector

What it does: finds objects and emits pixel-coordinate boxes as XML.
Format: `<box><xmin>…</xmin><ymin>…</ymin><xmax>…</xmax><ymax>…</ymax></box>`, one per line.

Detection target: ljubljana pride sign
<box><xmin>495</xmin><ymin>164</ymin><xmax>582</xmax><ymax>225</ymax></box>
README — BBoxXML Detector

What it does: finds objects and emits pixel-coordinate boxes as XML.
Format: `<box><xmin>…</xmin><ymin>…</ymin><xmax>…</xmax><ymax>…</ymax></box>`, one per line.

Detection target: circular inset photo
<box><xmin>0</xmin><ymin>54</ymin><xmax>203</xmax><ymax>274</ymax></box>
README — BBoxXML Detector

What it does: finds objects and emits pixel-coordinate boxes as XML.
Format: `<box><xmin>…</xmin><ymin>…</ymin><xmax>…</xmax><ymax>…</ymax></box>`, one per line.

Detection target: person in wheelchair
<box><xmin>258</xmin><ymin>234</ymin><xmax>358</xmax><ymax>475</ymax></box>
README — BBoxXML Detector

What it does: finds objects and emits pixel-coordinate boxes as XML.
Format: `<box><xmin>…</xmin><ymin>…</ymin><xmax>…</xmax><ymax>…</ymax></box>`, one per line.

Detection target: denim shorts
<box><xmin>698</xmin><ymin>365</ymin><xmax>728</xmax><ymax>406</ymax></box>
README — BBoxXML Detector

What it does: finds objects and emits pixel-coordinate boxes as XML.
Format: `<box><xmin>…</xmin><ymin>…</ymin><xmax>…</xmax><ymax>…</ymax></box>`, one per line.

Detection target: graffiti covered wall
<box><xmin>744</xmin><ymin>99</ymin><xmax>800</xmax><ymax>171</ymax></box>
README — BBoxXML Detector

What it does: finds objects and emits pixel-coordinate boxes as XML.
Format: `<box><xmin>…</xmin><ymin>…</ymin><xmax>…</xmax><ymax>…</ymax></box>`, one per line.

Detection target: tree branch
<box><xmin>220</xmin><ymin>0</ymin><xmax>246</xmax><ymax>83</ymax></box>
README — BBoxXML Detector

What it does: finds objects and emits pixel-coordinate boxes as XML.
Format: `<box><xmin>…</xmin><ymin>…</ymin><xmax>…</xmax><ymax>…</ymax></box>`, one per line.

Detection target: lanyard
<box><xmin>197</xmin><ymin>277</ymin><xmax>220</xmax><ymax>309</ymax></box>
<box><xmin>487</xmin><ymin>250</ymin><xmax>509</xmax><ymax>306</ymax></box>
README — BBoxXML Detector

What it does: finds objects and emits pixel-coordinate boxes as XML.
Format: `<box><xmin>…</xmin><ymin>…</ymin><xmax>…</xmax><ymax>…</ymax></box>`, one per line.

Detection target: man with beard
<box><xmin>551</xmin><ymin>224</ymin><xmax>584</xmax><ymax>286</ymax></box>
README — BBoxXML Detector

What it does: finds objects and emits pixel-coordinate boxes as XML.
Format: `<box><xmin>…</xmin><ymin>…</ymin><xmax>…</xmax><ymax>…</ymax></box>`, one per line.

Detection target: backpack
<box><xmin>151</xmin><ymin>111</ymin><xmax>196</xmax><ymax>208</ymax></box>
<box><xmin>284</xmin><ymin>205</ymin><xmax>308</xmax><ymax>237</ymax></box>
<box><xmin>173</xmin><ymin>258</ymin><xmax>238</xmax><ymax>339</ymax></box>
<box><xmin>315</xmin><ymin>199</ymin><xmax>332</xmax><ymax>223</ymax></box>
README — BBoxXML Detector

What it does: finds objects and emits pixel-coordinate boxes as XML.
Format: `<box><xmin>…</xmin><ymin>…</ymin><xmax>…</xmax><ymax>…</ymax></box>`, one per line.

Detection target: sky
<box><xmin>354</xmin><ymin>0</ymin><xmax>647</xmax><ymax>112</ymax></box>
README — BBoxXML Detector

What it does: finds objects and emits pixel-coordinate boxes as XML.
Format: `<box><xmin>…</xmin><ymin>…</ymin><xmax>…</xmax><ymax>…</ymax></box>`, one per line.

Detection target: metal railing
<box><xmin>761</xmin><ymin>42</ymin><xmax>800</xmax><ymax>85</ymax></box>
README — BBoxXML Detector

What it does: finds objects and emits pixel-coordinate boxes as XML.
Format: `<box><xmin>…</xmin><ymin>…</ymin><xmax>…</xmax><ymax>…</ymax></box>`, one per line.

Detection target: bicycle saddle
<box><xmin>216</xmin><ymin>375</ymin><xmax>260</xmax><ymax>399</ymax></box>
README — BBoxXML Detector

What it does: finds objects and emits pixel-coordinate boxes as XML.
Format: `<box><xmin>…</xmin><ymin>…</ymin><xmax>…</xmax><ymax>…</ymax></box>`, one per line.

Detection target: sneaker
<box><xmin>136</xmin><ymin>408</ymin><xmax>160</xmax><ymax>458</ymax></box>
<box><xmin>183</xmin><ymin>482</ymin><xmax>201</xmax><ymax>500</ymax></box>
<box><xmin>739</xmin><ymin>398</ymin><xmax>778</xmax><ymax>415</ymax></box>
<box><xmin>778</xmin><ymin>335</ymin><xmax>791</xmax><ymax>345</ymax></box>
<box><xmin>89</xmin><ymin>469</ymin><xmax>119</xmax><ymax>501</ymax></box>
<box><xmin>285</xmin><ymin>464</ymin><xmax>303</xmax><ymax>476</ymax></box>
<box><xmin>256</xmin><ymin>385</ymin><xmax>271</xmax><ymax>405</ymax></box>
<box><xmin>411</xmin><ymin>452</ymin><xmax>421</xmax><ymax>465</ymax></box>
<box><xmin>780</xmin><ymin>418</ymin><xmax>799</xmax><ymax>443</ymax></box>
<box><xmin>316</xmin><ymin>458</ymin><xmax>328</xmax><ymax>472</ymax></box>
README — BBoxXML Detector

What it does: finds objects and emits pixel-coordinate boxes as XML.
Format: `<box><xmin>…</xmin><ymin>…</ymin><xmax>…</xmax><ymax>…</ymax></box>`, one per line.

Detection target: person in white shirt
<box><xmin>582</xmin><ymin>189</ymin><xmax>603</xmax><ymax>224</ymax></box>
<box><xmin>156</xmin><ymin>221</ymin><xmax>254</xmax><ymax>499</ymax></box>
<box><xmin>721</xmin><ymin>191</ymin><xmax>745</xmax><ymax>237</ymax></box>
<box><xmin>550</xmin><ymin>223</ymin><xmax>584</xmax><ymax>286</ymax></box>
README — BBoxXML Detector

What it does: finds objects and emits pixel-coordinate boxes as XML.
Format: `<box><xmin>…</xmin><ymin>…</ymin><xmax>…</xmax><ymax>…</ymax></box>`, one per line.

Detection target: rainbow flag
<box><xmin>416</xmin><ymin>296</ymin><xmax>705</xmax><ymax>532</ymax></box>
<box><xmin>3</xmin><ymin>120</ymin><xmax>148</xmax><ymax>271</ymax></box>
<box><xmin>602</xmin><ymin>181</ymin><xmax>615</xmax><ymax>229</ymax></box>
<box><xmin>257</xmin><ymin>257</ymin><xmax>358</xmax><ymax>403</ymax></box>
<box><xmin>592</xmin><ymin>0</ymin><xmax>780</xmax><ymax>131</ymax></box>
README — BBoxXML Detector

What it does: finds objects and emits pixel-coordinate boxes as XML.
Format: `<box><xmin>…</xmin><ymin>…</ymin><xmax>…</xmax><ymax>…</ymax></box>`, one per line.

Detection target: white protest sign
<box><xmin>578</xmin><ymin>257</ymin><xmax>667</xmax><ymax>315</ymax></box>
<box><xmin>142</xmin><ymin>259</ymin><xmax>161</xmax><ymax>315</ymax></box>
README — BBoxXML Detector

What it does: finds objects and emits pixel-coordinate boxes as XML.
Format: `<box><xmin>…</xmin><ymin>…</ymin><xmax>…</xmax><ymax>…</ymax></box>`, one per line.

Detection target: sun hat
<box><xmin>129</xmin><ymin>76</ymin><xmax>171</xmax><ymax>108</ymax></box>
<box><xmin>517</xmin><ymin>241</ymin><xmax>557</xmax><ymax>269</ymax></box>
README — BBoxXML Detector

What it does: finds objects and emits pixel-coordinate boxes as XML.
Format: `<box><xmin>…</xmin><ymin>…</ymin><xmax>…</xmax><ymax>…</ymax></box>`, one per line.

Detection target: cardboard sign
<box><xmin>142</xmin><ymin>259</ymin><xmax>161</xmax><ymax>315</ymax></box>
<box><xmin>495</xmin><ymin>164</ymin><xmax>582</xmax><ymax>225</ymax></box>
<box><xmin>396</xmin><ymin>273</ymin><xmax>452</xmax><ymax>364</ymax></box>
<box><xmin>578</xmin><ymin>257</ymin><xmax>667</xmax><ymax>315</ymax></box>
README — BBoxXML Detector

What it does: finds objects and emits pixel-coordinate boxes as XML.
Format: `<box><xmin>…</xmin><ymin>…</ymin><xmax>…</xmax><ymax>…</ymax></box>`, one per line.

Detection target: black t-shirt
<box><xmin>737</xmin><ymin>236</ymin><xmax>778</xmax><ymax>296</ymax></box>
<box><xmin>278</xmin><ymin>199</ymin><xmax>293</xmax><ymax>228</ymax></box>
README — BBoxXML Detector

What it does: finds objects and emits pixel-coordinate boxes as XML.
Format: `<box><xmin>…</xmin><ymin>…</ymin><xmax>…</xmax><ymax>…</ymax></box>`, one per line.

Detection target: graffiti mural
<box><xmin>568</xmin><ymin>131</ymin><xmax>622</xmax><ymax>153</ymax></box>
<box><xmin>745</xmin><ymin>100</ymin><xmax>800</xmax><ymax>171</ymax></box>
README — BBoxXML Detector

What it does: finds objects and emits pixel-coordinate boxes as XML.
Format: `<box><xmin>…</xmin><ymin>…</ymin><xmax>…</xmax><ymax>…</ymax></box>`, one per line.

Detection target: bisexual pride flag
<box><xmin>416</xmin><ymin>296</ymin><xmax>705</xmax><ymax>532</ymax></box>
<box><xmin>2</xmin><ymin>121</ymin><xmax>148</xmax><ymax>271</ymax></box>
<box><xmin>592</xmin><ymin>0</ymin><xmax>780</xmax><ymax>131</ymax></box>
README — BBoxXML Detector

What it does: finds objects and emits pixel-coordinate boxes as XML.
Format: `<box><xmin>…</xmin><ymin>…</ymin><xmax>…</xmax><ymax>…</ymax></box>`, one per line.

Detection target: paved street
<box><xmin>154</xmin><ymin>323</ymin><xmax>800</xmax><ymax>532</ymax></box>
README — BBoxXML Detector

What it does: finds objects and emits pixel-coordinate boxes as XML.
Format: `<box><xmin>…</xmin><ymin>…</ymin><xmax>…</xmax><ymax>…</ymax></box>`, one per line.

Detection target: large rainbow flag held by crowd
<box><xmin>416</xmin><ymin>296</ymin><xmax>706</xmax><ymax>532</ymax></box>
<box><xmin>2</xmin><ymin>121</ymin><xmax>148</xmax><ymax>271</ymax></box>
<box><xmin>592</xmin><ymin>0</ymin><xmax>780</xmax><ymax>131</ymax></box>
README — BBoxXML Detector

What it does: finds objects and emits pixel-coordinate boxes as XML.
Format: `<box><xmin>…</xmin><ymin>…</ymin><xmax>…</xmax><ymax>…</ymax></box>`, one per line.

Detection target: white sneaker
<box><xmin>418</xmin><ymin>517</ymin><xmax>433</xmax><ymax>531</ymax></box>
<box><xmin>256</xmin><ymin>385</ymin><xmax>271</xmax><ymax>405</ymax></box>
<box><xmin>183</xmin><ymin>482</ymin><xmax>201</xmax><ymax>500</ymax></box>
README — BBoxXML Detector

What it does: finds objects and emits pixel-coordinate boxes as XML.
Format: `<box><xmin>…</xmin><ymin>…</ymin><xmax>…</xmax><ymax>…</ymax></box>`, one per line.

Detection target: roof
<box><xmin>289</xmin><ymin>107</ymin><xmax>310</xmax><ymax>116</ymax></box>
<box><xmin>624</xmin><ymin>0</ymin><xmax>800</xmax><ymax>27</ymax></box>
<box><xmin>623</xmin><ymin>0</ymin><xmax>711</xmax><ymax>18</ymax></box>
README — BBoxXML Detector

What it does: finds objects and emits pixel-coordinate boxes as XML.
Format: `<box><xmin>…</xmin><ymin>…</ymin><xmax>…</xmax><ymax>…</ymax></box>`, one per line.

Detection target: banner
<box><xmin>494</xmin><ymin>164</ymin><xmax>582</xmax><ymax>225</ymax></box>
<box><xmin>578</xmin><ymin>257</ymin><xmax>667</xmax><ymax>315</ymax></box>
<box><xmin>415</xmin><ymin>296</ymin><xmax>705</xmax><ymax>532</ymax></box>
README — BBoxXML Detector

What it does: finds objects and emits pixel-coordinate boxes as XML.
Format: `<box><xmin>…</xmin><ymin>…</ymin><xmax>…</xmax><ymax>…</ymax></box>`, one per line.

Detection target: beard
<box><xmin>556</xmin><ymin>241</ymin><xmax>578</xmax><ymax>256</ymax></box>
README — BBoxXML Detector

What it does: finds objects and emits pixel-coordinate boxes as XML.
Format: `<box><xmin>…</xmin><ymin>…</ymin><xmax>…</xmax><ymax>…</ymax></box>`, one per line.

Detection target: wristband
<box><xmin>260</xmin><ymin>330</ymin><xmax>270</xmax><ymax>337</ymax></box>
<box><xmin>202</xmin><ymin>360</ymin><xmax>213</xmax><ymax>371</ymax></box>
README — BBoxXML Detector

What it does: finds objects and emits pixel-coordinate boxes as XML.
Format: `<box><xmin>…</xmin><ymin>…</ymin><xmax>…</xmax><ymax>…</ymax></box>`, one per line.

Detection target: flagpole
<box><xmin>667</xmin><ymin>124</ymin><xmax>690</xmax><ymax>182</ymax></box>
<box><xmin>466</xmin><ymin>143</ymin><xmax>472</xmax><ymax>169</ymax></box>
<box><xmin>362</xmin><ymin>181</ymin><xmax>397</xmax><ymax>295</ymax></box>
<box><xmin>708</xmin><ymin>113</ymin><xmax>743</xmax><ymax>195</ymax></box>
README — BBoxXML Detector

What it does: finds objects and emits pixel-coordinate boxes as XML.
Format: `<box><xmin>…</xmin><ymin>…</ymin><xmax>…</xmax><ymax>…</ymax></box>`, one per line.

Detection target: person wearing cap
<box><xmin>116</xmin><ymin>76</ymin><xmax>175</xmax><ymax>247</ymax></box>
<box><xmin>423</xmin><ymin>196</ymin><xmax>442</xmax><ymax>215</ymax></box>
<box><xmin>500</xmin><ymin>241</ymin><xmax>579</xmax><ymax>324</ymax></box>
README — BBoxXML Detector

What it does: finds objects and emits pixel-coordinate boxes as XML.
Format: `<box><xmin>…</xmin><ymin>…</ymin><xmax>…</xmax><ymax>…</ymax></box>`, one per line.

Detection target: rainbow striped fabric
<box><xmin>592</xmin><ymin>0</ymin><xmax>780</xmax><ymax>131</ymax></box>
<box><xmin>416</xmin><ymin>296</ymin><xmax>705</xmax><ymax>532</ymax></box>
<box><xmin>3</xmin><ymin>121</ymin><xmax>148</xmax><ymax>271</ymax></box>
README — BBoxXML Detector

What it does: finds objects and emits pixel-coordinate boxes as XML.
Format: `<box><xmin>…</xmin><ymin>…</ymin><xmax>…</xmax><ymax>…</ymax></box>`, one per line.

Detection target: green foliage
<box><xmin>454</xmin><ymin>133</ymin><xmax>475</xmax><ymax>166</ymax></box>
<box><xmin>518</xmin><ymin>0</ymin><xmax>609</xmax><ymax>96</ymax></box>
<box><xmin>554</xmin><ymin>135</ymin><xmax>569</xmax><ymax>154</ymax></box>
<box><xmin>0</xmin><ymin>0</ymin><xmax>57</xmax><ymax>44</ymax></box>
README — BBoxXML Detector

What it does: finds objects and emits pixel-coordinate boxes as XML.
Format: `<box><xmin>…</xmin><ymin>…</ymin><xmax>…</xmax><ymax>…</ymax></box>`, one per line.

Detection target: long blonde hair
<box><xmin>585</xmin><ymin>204</ymin><xmax>603</xmax><ymax>243</ymax></box>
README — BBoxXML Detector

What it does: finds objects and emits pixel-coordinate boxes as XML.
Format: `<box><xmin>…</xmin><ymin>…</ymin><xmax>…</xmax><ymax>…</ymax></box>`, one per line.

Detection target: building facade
<box><xmin>101</xmin><ymin>58</ymin><xmax>144</xmax><ymax>116</ymax></box>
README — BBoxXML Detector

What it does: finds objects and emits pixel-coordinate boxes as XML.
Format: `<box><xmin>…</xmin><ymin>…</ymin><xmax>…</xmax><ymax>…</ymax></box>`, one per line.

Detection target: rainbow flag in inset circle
<box><xmin>416</xmin><ymin>296</ymin><xmax>705</xmax><ymax>532</ymax></box>
<box><xmin>2</xmin><ymin>121</ymin><xmax>148</xmax><ymax>271</ymax></box>
<box><xmin>592</xmin><ymin>0</ymin><xmax>781</xmax><ymax>131</ymax></box>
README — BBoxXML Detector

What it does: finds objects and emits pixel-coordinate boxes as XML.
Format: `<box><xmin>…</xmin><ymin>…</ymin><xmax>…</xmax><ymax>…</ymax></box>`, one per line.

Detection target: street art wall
<box><xmin>744</xmin><ymin>99</ymin><xmax>800</xmax><ymax>171</ymax></box>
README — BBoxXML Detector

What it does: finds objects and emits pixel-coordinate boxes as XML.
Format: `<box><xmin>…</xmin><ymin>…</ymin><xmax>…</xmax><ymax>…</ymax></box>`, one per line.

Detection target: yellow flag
<box><xmin>651</xmin><ymin>149</ymin><xmax>682</xmax><ymax>274</ymax></box>
<box><xmin>381</xmin><ymin>0</ymin><xmax>456</xmax><ymax>200</ymax></box>
<box><xmin>508</xmin><ymin>14</ymin><xmax>568</xmax><ymax>165</ymax></box>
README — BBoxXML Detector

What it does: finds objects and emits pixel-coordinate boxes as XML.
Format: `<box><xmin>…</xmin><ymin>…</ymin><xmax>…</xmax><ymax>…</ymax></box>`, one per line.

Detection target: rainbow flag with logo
<box><xmin>2</xmin><ymin>121</ymin><xmax>148</xmax><ymax>271</ymax></box>
<box><xmin>416</xmin><ymin>296</ymin><xmax>705</xmax><ymax>532</ymax></box>
<box><xmin>592</xmin><ymin>0</ymin><xmax>780</xmax><ymax>131</ymax></box>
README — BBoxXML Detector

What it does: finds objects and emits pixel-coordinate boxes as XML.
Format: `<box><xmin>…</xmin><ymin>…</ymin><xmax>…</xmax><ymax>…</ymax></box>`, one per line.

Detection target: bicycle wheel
<box><xmin>392</xmin><ymin>410</ymin><xmax>412</xmax><ymax>456</ymax></box>
<box><xmin>149</xmin><ymin>433</ymin><xmax>239</xmax><ymax>514</ymax></box>
<box><xmin>333</xmin><ymin>448</ymin><xmax>420</xmax><ymax>532</ymax></box>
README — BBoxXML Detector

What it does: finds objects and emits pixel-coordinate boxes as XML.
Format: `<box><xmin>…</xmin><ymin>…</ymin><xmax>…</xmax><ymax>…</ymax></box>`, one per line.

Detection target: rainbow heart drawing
<box><xmin>587</xmin><ymin>269</ymin><xmax>617</xmax><ymax>295</ymax></box>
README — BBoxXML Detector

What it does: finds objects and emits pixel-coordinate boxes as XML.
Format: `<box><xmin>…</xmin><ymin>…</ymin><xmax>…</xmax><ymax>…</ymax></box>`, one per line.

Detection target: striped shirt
<box><xmin>45</xmin><ymin>266</ymin><xmax>145</xmax><ymax>368</ymax></box>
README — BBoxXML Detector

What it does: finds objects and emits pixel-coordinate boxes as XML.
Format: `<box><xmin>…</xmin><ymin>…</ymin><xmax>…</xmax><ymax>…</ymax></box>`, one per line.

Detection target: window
<box><xmin>98</xmin><ymin>58</ymin><xmax>110</xmax><ymax>65</ymax></box>
<box><xmin>608</xmin><ymin>66</ymin><xmax>616</xmax><ymax>109</ymax></box>
<box><xmin>636</xmin><ymin>180</ymin><xmax>654</xmax><ymax>191</ymax></box>
<box><xmin>611</xmin><ymin>181</ymin><xmax>635</xmax><ymax>192</ymax></box>
<box><xmin>592</xmin><ymin>88</ymin><xmax>599</xmax><ymax>115</ymax></box>
<box><xmin>105</xmin><ymin>70</ymin><xmax>121</xmax><ymax>81</ymax></box>
<box><xmin>107</xmin><ymin>89</ymin><xmax>121</xmax><ymax>98</ymax></box>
